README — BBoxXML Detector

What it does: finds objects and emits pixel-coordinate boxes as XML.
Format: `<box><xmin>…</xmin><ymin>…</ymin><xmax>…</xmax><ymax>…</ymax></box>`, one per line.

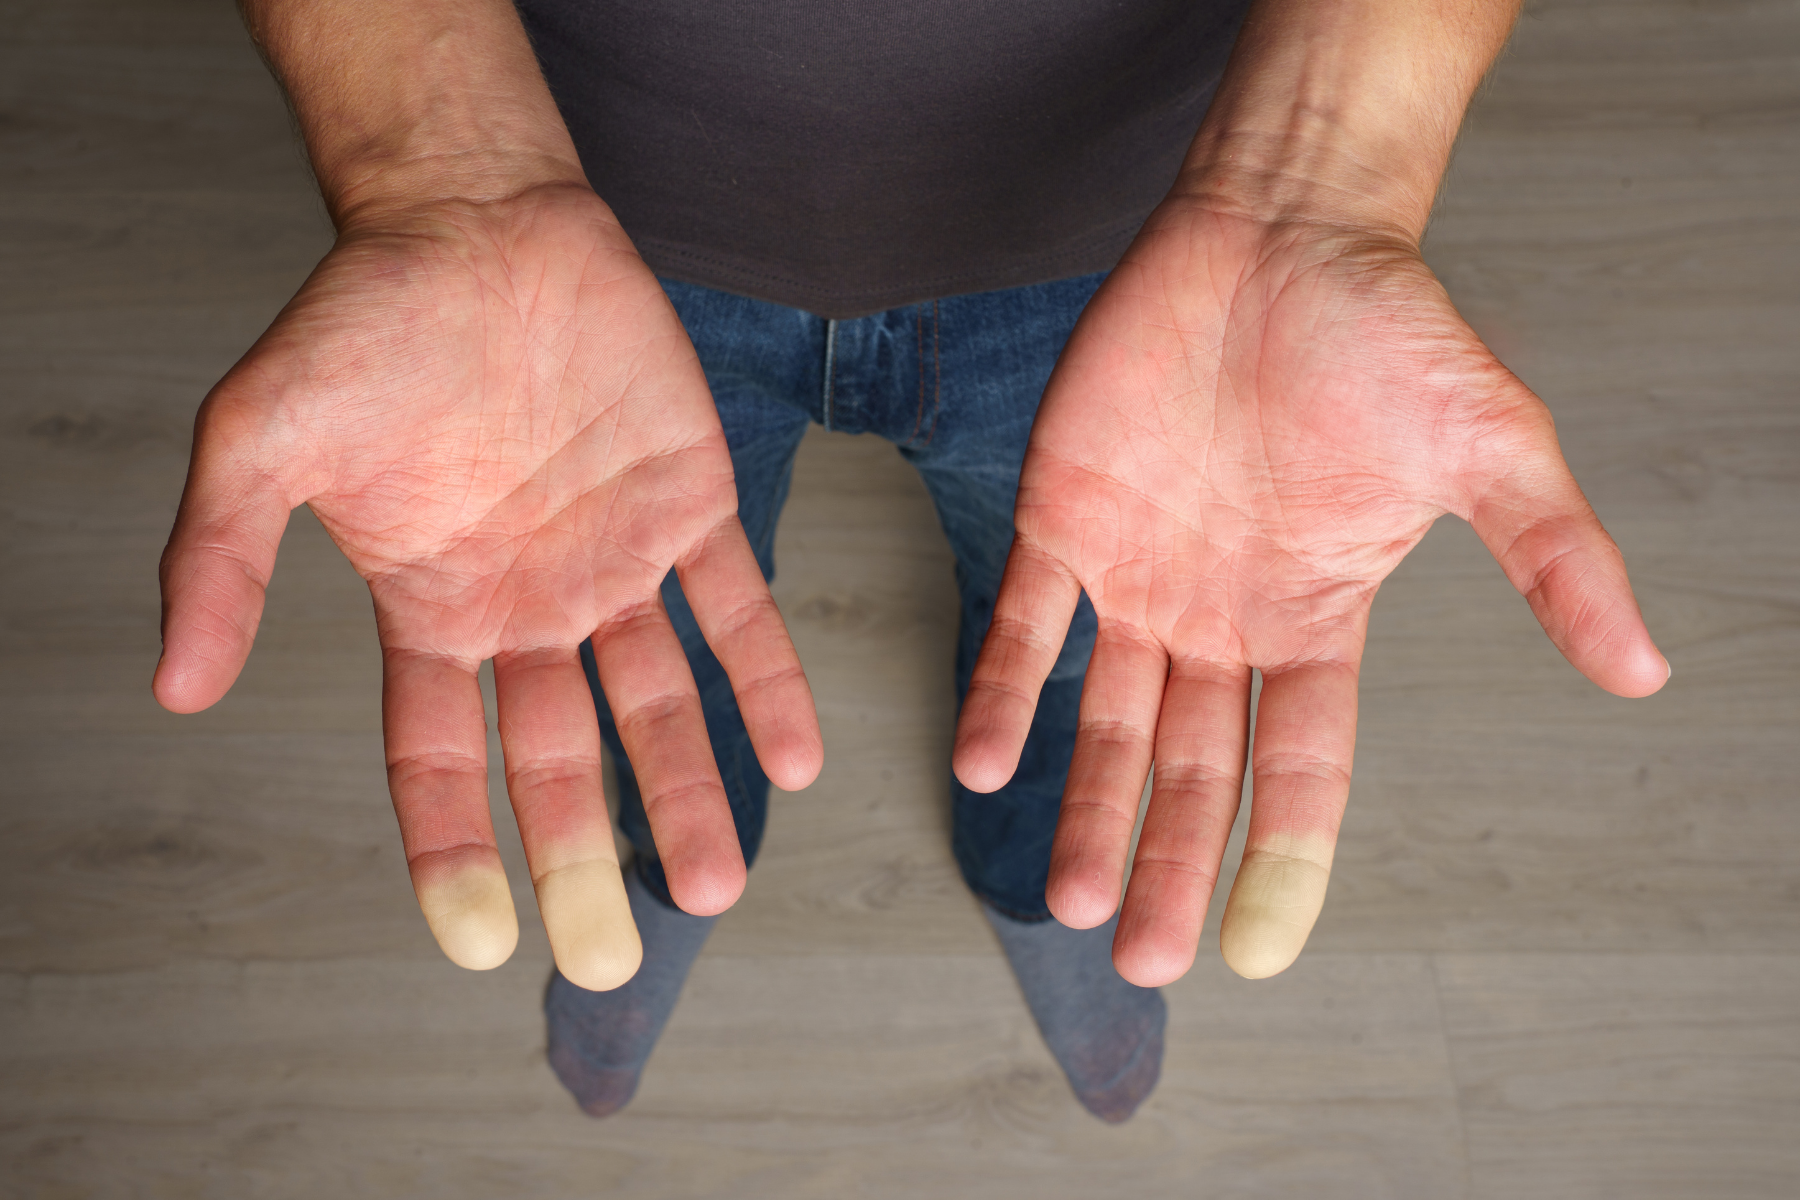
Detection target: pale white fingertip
<box><xmin>535</xmin><ymin>858</ymin><xmax>644</xmax><ymax>992</ymax></box>
<box><xmin>419</xmin><ymin>861</ymin><xmax>520</xmax><ymax>972</ymax></box>
<box><xmin>1218</xmin><ymin>834</ymin><xmax>1335</xmax><ymax>980</ymax></box>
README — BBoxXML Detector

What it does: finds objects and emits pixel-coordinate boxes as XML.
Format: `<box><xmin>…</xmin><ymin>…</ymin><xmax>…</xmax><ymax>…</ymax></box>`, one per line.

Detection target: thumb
<box><xmin>1465</xmin><ymin>397</ymin><xmax>1668</xmax><ymax>698</ymax></box>
<box><xmin>153</xmin><ymin>395</ymin><xmax>301</xmax><ymax>713</ymax></box>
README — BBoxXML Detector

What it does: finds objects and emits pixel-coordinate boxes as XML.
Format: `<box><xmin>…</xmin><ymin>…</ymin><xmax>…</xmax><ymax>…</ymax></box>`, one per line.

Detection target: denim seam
<box><xmin>924</xmin><ymin>298</ymin><xmax>943</xmax><ymax>445</ymax></box>
<box><xmin>909</xmin><ymin>304</ymin><xmax>927</xmax><ymax>444</ymax></box>
<box><xmin>821</xmin><ymin>317</ymin><xmax>839</xmax><ymax>431</ymax></box>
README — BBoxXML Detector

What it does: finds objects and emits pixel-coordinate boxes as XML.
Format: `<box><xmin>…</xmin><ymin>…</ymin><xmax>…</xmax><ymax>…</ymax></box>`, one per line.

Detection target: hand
<box><xmin>154</xmin><ymin>185</ymin><xmax>822</xmax><ymax>988</ymax></box>
<box><xmin>953</xmin><ymin>202</ymin><xmax>1667</xmax><ymax>985</ymax></box>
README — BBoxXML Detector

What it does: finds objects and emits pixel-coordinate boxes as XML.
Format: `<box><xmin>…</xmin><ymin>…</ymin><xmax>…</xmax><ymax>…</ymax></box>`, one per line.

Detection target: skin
<box><xmin>155</xmin><ymin>1</ymin><xmax>822</xmax><ymax>989</ymax></box>
<box><xmin>953</xmin><ymin>0</ymin><xmax>1668</xmax><ymax>984</ymax></box>
<box><xmin>157</xmin><ymin>0</ymin><xmax>1664</xmax><ymax>989</ymax></box>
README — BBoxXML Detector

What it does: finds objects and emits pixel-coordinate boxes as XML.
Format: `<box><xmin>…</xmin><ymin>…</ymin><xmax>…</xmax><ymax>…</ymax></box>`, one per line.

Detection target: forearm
<box><xmin>1175</xmin><ymin>0</ymin><xmax>1522</xmax><ymax>240</ymax></box>
<box><xmin>239</xmin><ymin>0</ymin><xmax>587</xmax><ymax>226</ymax></box>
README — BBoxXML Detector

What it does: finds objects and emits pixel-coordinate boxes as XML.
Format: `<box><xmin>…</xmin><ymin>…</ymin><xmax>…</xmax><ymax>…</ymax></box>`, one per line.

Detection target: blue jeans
<box><xmin>579</xmin><ymin>271</ymin><xmax>1105</xmax><ymax>922</ymax></box>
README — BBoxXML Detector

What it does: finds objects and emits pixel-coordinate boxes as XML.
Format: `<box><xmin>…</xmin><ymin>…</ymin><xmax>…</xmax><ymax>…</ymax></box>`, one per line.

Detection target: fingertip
<box><xmin>767</xmin><ymin>762</ymin><xmax>820</xmax><ymax>794</ymax></box>
<box><xmin>664</xmin><ymin>858</ymin><xmax>745</xmax><ymax>918</ymax></box>
<box><xmin>150</xmin><ymin>655</ymin><xmax>231</xmax><ymax>714</ymax></box>
<box><xmin>535</xmin><ymin>859</ymin><xmax>645</xmax><ymax>991</ymax></box>
<box><xmin>1220</xmin><ymin>935</ymin><xmax>1302</xmax><ymax>981</ymax></box>
<box><xmin>415</xmin><ymin>854</ymin><xmax>520</xmax><ymax>972</ymax></box>
<box><xmin>1112</xmin><ymin>936</ymin><xmax>1197</xmax><ymax>988</ymax></box>
<box><xmin>438</xmin><ymin>909</ymin><xmax>520</xmax><ymax>973</ymax></box>
<box><xmin>763</xmin><ymin>730</ymin><xmax>825</xmax><ymax>793</ymax></box>
<box><xmin>950</xmin><ymin>733</ymin><xmax>1018</xmax><ymax>795</ymax></box>
<box><xmin>1046</xmin><ymin>880</ymin><xmax>1117</xmax><ymax>931</ymax></box>
<box><xmin>558</xmin><ymin>931</ymin><xmax>643</xmax><ymax>993</ymax></box>
<box><xmin>1601</xmin><ymin>645</ymin><xmax>1671</xmax><ymax>699</ymax></box>
<box><xmin>950</xmin><ymin>761</ymin><xmax>1003</xmax><ymax>795</ymax></box>
<box><xmin>1217</xmin><ymin>847</ymin><xmax>1332</xmax><ymax>981</ymax></box>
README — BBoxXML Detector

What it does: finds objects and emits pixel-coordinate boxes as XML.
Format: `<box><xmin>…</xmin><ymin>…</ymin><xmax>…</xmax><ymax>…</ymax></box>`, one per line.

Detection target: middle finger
<box><xmin>494</xmin><ymin>644</ymin><xmax>641</xmax><ymax>992</ymax></box>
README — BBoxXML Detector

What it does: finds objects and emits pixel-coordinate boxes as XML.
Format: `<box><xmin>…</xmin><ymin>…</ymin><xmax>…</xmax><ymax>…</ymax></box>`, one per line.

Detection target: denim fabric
<box><xmin>580</xmin><ymin>271</ymin><xmax>1105</xmax><ymax>921</ymax></box>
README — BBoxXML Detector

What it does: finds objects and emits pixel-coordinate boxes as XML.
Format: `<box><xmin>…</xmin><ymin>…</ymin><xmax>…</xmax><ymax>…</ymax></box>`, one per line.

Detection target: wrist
<box><xmin>1170</xmin><ymin>122</ymin><xmax>1442</xmax><ymax>244</ymax></box>
<box><xmin>325</xmin><ymin>148</ymin><xmax>591</xmax><ymax>234</ymax></box>
<box><xmin>242</xmin><ymin>0</ymin><xmax>589</xmax><ymax>229</ymax></box>
<box><xmin>1168</xmin><ymin>0</ymin><xmax>1522</xmax><ymax>242</ymax></box>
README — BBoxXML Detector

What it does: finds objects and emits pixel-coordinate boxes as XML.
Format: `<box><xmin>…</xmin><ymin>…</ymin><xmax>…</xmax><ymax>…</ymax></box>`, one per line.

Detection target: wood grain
<box><xmin>2</xmin><ymin>0</ymin><xmax>1796</xmax><ymax>1195</ymax></box>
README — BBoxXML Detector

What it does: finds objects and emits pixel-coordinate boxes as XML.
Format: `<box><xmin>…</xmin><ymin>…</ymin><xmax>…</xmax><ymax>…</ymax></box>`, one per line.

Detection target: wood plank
<box><xmin>3</xmin><ymin>0</ymin><xmax>1798</xmax><ymax>1192</ymax></box>
<box><xmin>0</xmin><ymin>952</ymin><xmax>1466</xmax><ymax>1199</ymax></box>
<box><xmin>1437</xmin><ymin>953</ymin><xmax>1800</xmax><ymax>1199</ymax></box>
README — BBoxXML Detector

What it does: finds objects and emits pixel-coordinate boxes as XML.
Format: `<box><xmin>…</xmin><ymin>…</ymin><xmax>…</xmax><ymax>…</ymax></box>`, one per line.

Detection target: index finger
<box><xmin>675</xmin><ymin>520</ymin><xmax>822</xmax><ymax>792</ymax></box>
<box><xmin>953</xmin><ymin>538</ymin><xmax>1083</xmax><ymax>794</ymax></box>
<box><xmin>590</xmin><ymin>595</ymin><xmax>745</xmax><ymax>917</ymax></box>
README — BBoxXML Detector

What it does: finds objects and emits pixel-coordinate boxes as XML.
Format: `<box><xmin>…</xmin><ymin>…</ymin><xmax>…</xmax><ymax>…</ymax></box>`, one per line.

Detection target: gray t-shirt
<box><xmin>517</xmin><ymin>0</ymin><xmax>1251</xmax><ymax>317</ymax></box>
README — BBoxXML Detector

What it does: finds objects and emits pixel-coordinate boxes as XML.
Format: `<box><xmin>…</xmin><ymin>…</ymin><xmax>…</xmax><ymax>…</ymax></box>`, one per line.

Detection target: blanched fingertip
<box><xmin>535</xmin><ymin>859</ymin><xmax>644</xmax><ymax>991</ymax></box>
<box><xmin>415</xmin><ymin>857</ymin><xmax>519</xmax><ymax>972</ymax></box>
<box><xmin>1218</xmin><ymin>836</ymin><xmax>1335</xmax><ymax>980</ymax></box>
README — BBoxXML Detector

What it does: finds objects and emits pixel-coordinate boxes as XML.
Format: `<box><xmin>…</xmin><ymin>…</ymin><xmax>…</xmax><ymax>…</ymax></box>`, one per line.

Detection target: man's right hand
<box><xmin>153</xmin><ymin>184</ymin><xmax>823</xmax><ymax>989</ymax></box>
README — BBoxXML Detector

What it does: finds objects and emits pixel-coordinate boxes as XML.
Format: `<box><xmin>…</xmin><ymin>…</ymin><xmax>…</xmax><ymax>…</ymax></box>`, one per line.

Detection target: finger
<box><xmin>1219</xmin><ymin>657</ymin><xmax>1360</xmax><ymax>980</ymax></box>
<box><xmin>153</xmin><ymin>398</ymin><xmax>295</xmax><ymax>713</ymax></box>
<box><xmin>592</xmin><ymin>597</ymin><xmax>745</xmax><ymax>917</ymax></box>
<box><xmin>1045</xmin><ymin>623</ymin><xmax>1167</xmax><ymax>930</ymax></box>
<box><xmin>383</xmin><ymin>647</ymin><xmax>519</xmax><ymax>972</ymax></box>
<box><xmin>1113</xmin><ymin>661</ymin><xmax>1253</xmax><ymax>987</ymax></box>
<box><xmin>953</xmin><ymin>538</ymin><xmax>1083</xmax><ymax>793</ymax></box>
<box><xmin>1468</xmin><ymin>404</ymin><xmax>1668</xmax><ymax>697</ymax></box>
<box><xmin>676</xmin><ymin>521</ymin><xmax>823</xmax><ymax>792</ymax></box>
<box><xmin>494</xmin><ymin>646</ymin><xmax>642</xmax><ymax>992</ymax></box>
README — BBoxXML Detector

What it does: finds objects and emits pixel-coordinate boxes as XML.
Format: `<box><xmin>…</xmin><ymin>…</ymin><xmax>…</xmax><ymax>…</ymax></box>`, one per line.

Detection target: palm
<box><xmin>1031</xmin><ymin>220</ymin><xmax>1482</xmax><ymax>666</ymax></box>
<box><xmin>956</xmin><ymin>208</ymin><xmax>1666</xmax><ymax>986</ymax></box>
<box><xmin>156</xmin><ymin>188</ymin><xmax>821</xmax><ymax>988</ymax></box>
<box><xmin>286</xmin><ymin>203</ymin><xmax>722</xmax><ymax>648</ymax></box>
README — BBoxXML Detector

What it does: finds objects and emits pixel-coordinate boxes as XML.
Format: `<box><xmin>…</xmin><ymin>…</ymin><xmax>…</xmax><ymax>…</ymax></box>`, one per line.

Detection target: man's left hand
<box><xmin>953</xmin><ymin>199</ymin><xmax>1667</xmax><ymax>985</ymax></box>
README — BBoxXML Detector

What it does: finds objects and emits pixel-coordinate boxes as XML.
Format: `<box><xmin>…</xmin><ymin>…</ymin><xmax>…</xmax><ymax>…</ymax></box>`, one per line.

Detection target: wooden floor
<box><xmin>2</xmin><ymin>1</ymin><xmax>1797</xmax><ymax>1196</ymax></box>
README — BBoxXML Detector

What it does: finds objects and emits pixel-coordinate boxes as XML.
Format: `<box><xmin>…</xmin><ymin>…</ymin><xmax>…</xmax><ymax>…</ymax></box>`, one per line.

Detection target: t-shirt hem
<box><xmin>630</xmin><ymin>217</ymin><xmax>1145</xmax><ymax>318</ymax></box>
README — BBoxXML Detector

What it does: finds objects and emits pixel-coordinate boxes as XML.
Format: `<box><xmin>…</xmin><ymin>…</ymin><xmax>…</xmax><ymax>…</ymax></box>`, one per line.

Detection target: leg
<box><xmin>548</xmin><ymin>277</ymin><xmax>817</xmax><ymax>1117</ymax></box>
<box><xmin>900</xmin><ymin>272</ymin><xmax>1166</xmax><ymax>1122</ymax></box>
<box><xmin>895</xmin><ymin>273</ymin><xmax>1104</xmax><ymax>920</ymax></box>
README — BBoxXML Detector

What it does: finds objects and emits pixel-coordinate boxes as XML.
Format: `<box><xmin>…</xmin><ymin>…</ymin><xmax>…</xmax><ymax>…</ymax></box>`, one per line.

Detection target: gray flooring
<box><xmin>2</xmin><ymin>1</ymin><xmax>1797</xmax><ymax>1196</ymax></box>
